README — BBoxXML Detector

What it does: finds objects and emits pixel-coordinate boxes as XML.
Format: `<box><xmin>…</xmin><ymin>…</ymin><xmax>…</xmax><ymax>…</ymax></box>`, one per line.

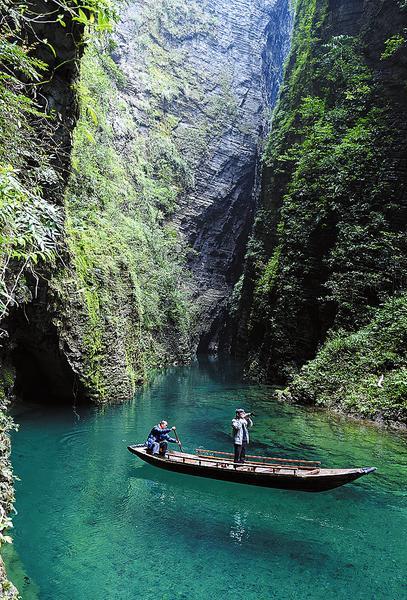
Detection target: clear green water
<box><xmin>4</xmin><ymin>358</ymin><xmax>407</xmax><ymax>600</ymax></box>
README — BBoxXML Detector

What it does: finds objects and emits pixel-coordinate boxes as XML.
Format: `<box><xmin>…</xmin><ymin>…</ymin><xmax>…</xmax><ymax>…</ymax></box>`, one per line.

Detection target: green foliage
<box><xmin>14</xmin><ymin>0</ymin><xmax>117</xmax><ymax>36</ymax></box>
<box><xmin>0</xmin><ymin>0</ymin><xmax>117</xmax><ymax>321</ymax></box>
<box><xmin>228</xmin><ymin>275</ymin><xmax>244</xmax><ymax>319</ymax></box>
<box><xmin>70</xmin><ymin>0</ymin><xmax>116</xmax><ymax>33</ymax></box>
<box><xmin>381</xmin><ymin>33</ymin><xmax>406</xmax><ymax>59</ymax></box>
<box><xmin>62</xmin><ymin>45</ymin><xmax>192</xmax><ymax>398</ymax></box>
<box><xmin>0</xmin><ymin>10</ymin><xmax>60</xmax><ymax>319</ymax></box>
<box><xmin>0</xmin><ymin>166</ymin><xmax>63</xmax><ymax>318</ymax></box>
<box><xmin>288</xmin><ymin>294</ymin><xmax>407</xmax><ymax>422</ymax></box>
<box><xmin>241</xmin><ymin>0</ymin><xmax>407</xmax><ymax>416</ymax></box>
<box><xmin>254</xmin><ymin>244</ymin><xmax>282</xmax><ymax>310</ymax></box>
<box><xmin>0</xmin><ymin>364</ymin><xmax>17</xmax><ymax>549</ymax></box>
<box><xmin>263</xmin><ymin>0</ymin><xmax>325</xmax><ymax>155</ymax></box>
<box><xmin>276</xmin><ymin>83</ymin><xmax>406</xmax><ymax>325</ymax></box>
<box><xmin>0</xmin><ymin>22</ymin><xmax>49</xmax><ymax>169</ymax></box>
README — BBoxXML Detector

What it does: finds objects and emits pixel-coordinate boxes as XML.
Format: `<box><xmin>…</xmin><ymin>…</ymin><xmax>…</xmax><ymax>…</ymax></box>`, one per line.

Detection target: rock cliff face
<box><xmin>235</xmin><ymin>0</ymin><xmax>407</xmax><ymax>421</ymax></box>
<box><xmin>0</xmin><ymin>0</ymin><xmax>119</xmax><ymax>417</ymax></box>
<box><xmin>49</xmin><ymin>0</ymin><xmax>293</xmax><ymax>404</ymax></box>
<box><xmin>110</xmin><ymin>0</ymin><xmax>292</xmax><ymax>353</ymax></box>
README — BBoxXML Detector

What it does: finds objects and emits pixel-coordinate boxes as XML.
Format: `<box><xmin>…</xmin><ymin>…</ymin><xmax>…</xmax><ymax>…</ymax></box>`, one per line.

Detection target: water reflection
<box><xmin>229</xmin><ymin>510</ymin><xmax>249</xmax><ymax>545</ymax></box>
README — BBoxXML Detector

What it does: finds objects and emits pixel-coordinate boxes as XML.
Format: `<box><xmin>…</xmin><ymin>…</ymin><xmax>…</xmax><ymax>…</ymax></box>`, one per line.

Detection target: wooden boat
<box><xmin>127</xmin><ymin>445</ymin><xmax>376</xmax><ymax>492</ymax></box>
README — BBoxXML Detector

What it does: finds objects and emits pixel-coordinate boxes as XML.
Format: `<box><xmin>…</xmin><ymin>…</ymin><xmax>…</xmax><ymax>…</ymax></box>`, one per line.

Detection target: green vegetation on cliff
<box><xmin>0</xmin><ymin>364</ymin><xmax>17</xmax><ymax>599</ymax></box>
<box><xmin>238</xmin><ymin>0</ymin><xmax>407</xmax><ymax>422</ymax></box>
<box><xmin>56</xmin><ymin>0</ymin><xmax>249</xmax><ymax>400</ymax></box>
<box><xmin>0</xmin><ymin>3</ymin><xmax>61</xmax><ymax>322</ymax></box>
<box><xmin>57</xmin><ymin>40</ymin><xmax>193</xmax><ymax>400</ymax></box>
<box><xmin>0</xmin><ymin>0</ymin><xmax>115</xmax><ymax>321</ymax></box>
<box><xmin>287</xmin><ymin>294</ymin><xmax>407</xmax><ymax>422</ymax></box>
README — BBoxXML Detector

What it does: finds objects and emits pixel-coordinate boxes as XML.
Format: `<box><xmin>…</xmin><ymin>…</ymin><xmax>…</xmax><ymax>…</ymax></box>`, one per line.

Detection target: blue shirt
<box><xmin>147</xmin><ymin>425</ymin><xmax>176</xmax><ymax>444</ymax></box>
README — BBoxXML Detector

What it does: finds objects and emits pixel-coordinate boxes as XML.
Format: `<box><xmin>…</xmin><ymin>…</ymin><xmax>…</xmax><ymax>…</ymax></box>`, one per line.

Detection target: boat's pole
<box><xmin>173</xmin><ymin>428</ymin><xmax>183</xmax><ymax>452</ymax></box>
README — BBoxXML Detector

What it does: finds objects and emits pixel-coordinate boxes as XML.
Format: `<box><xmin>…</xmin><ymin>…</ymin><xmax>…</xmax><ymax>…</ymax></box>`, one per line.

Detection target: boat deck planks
<box><xmin>196</xmin><ymin>448</ymin><xmax>321</xmax><ymax>467</ymax></box>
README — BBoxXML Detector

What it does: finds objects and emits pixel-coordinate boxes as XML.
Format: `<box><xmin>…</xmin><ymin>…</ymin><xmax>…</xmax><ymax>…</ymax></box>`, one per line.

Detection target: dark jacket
<box><xmin>147</xmin><ymin>425</ymin><xmax>176</xmax><ymax>445</ymax></box>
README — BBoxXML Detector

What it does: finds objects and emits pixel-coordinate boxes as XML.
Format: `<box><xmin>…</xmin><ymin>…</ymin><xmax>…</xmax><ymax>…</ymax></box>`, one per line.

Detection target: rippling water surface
<box><xmin>3</xmin><ymin>358</ymin><xmax>407</xmax><ymax>599</ymax></box>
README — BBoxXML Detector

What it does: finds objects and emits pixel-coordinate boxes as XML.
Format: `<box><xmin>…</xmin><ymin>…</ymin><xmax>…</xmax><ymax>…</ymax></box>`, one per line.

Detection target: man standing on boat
<box><xmin>146</xmin><ymin>420</ymin><xmax>178</xmax><ymax>457</ymax></box>
<box><xmin>232</xmin><ymin>409</ymin><xmax>253</xmax><ymax>464</ymax></box>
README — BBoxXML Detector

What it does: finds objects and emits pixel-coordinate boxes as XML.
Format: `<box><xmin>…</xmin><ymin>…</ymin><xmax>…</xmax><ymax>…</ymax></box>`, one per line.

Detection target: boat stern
<box><xmin>361</xmin><ymin>466</ymin><xmax>377</xmax><ymax>475</ymax></box>
<box><xmin>348</xmin><ymin>466</ymin><xmax>377</xmax><ymax>485</ymax></box>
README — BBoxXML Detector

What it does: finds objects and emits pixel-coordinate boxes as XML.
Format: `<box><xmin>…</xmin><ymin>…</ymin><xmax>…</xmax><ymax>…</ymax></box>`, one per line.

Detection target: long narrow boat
<box><xmin>127</xmin><ymin>445</ymin><xmax>376</xmax><ymax>492</ymax></box>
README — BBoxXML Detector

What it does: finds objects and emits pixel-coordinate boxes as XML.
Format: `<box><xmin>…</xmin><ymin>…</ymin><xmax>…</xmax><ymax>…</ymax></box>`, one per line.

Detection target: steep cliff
<box><xmin>236</xmin><ymin>0</ymin><xmax>407</xmax><ymax>422</ymax></box>
<box><xmin>51</xmin><ymin>0</ymin><xmax>293</xmax><ymax>404</ymax></box>
<box><xmin>1</xmin><ymin>0</ymin><xmax>294</xmax><ymax>403</ymax></box>
<box><xmin>157</xmin><ymin>0</ymin><xmax>292</xmax><ymax>352</ymax></box>
<box><xmin>106</xmin><ymin>0</ymin><xmax>292</xmax><ymax>356</ymax></box>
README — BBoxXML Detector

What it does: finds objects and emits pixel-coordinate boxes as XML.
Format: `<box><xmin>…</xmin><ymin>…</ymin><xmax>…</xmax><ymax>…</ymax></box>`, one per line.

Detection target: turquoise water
<box><xmin>4</xmin><ymin>358</ymin><xmax>407</xmax><ymax>599</ymax></box>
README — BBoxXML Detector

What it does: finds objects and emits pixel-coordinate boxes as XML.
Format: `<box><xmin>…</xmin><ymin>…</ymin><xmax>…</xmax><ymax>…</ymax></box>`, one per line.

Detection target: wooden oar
<box><xmin>173</xmin><ymin>428</ymin><xmax>183</xmax><ymax>452</ymax></box>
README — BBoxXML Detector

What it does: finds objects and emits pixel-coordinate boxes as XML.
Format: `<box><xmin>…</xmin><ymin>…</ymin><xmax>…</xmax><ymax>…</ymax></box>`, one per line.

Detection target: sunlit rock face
<box><xmin>112</xmin><ymin>0</ymin><xmax>292</xmax><ymax>353</ymax></box>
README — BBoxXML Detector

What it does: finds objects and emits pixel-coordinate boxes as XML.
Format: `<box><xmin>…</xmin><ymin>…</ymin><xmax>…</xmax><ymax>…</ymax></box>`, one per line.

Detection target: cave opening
<box><xmin>7</xmin><ymin>303</ymin><xmax>86</xmax><ymax>406</ymax></box>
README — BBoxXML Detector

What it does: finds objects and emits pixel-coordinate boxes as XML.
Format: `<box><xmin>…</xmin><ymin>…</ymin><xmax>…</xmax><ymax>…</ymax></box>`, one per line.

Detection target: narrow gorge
<box><xmin>1</xmin><ymin>0</ymin><xmax>407</xmax><ymax>597</ymax></box>
<box><xmin>1</xmin><ymin>0</ymin><xmax>293</xmax><ymax>408</ymax></box>
<box><xmin>1</xmin><ymin>0</ymin><xmax>293</xmax><ymax>592</ymax></box>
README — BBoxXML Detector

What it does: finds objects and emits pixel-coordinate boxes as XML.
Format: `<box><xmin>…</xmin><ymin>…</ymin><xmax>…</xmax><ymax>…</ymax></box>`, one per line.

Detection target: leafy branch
<box><xmin>0</xmin><ymin>166</ymin><xmax>63</xmax><ymax>319</ymax></box>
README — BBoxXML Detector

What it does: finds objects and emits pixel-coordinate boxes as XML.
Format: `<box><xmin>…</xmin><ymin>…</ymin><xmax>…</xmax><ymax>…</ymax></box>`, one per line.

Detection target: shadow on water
<box><xmin>125</xmin><ymin>467</ymin><xmax>359</xmax><ymax>580</ymax></box>
<box><xmin>126</xmin><ymin>459</ymin><xmax>379</xmax><ymax>509</ymax></box>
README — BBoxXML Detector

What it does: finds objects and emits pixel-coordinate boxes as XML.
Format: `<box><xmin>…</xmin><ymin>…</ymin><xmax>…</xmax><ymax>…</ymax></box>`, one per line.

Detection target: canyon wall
<box><xmin>104</xmin><ymin>0</ymin><xmax>292</xmax><ymax>355</ymax></box>
<box><xmin>235</xmin><ymin>0</ymin><xmax>407</xmax><ymax>422</ymax></box>
<box><xmin>55</xmin><ymin>0</ymin><xmax>293</xmax><ymax>404</ymax></box>
<box><xmin>0</xmin><ymin>0</ymin><xmax>293</xmax><ymax>407</ymax></box>
<box><xmin>0</xmin><ymin>1</ymin><xmax>90</xmax><ymax>593</ymax></box>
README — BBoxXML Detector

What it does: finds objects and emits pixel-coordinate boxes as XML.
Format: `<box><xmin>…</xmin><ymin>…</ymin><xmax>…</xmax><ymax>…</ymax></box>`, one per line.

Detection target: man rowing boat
<box><xmin>232</xmin><ymin>408</ymin><xmax>253</xmax><ymax>464</ymax></box>
<box><xmin>146</xmin><ymin>420</ymin><xmax>178</xmax><ymax>457</ymax></box>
